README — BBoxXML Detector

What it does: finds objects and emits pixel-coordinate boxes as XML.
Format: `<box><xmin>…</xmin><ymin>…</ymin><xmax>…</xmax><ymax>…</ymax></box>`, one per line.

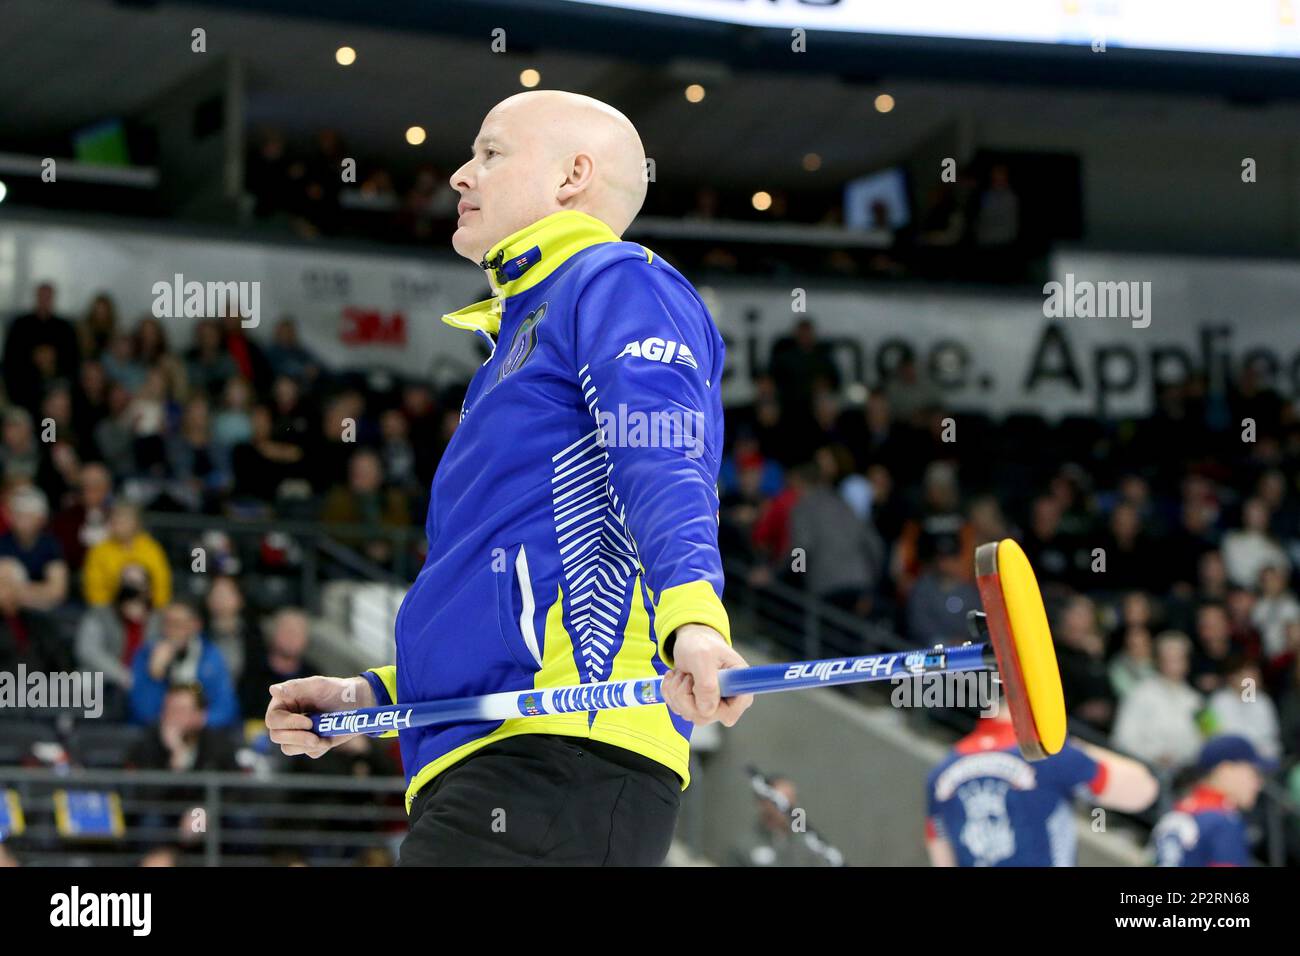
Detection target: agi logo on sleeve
<box><xmin>616</xmin><ymin>337</ymin><xmax>698</xmax><ymax>369</ymax></box>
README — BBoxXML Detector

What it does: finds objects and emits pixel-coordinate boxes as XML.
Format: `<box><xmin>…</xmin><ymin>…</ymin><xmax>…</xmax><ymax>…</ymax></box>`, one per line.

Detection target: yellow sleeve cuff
<box><xmin>653</xmin><ymin>580</ymin><xmax>731</xmax><ymax>668</ymax></box>
<box><xmin>366</xmin><ymin>665</ymin><xmax>400</xmax><ymax>739</ymax></box>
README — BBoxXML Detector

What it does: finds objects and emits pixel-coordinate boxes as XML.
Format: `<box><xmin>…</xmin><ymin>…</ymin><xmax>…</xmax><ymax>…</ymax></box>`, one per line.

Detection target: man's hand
<box><xmin>661</xmin><ymin>624</ymin><xmax>754</xmax><ymax>727</ymax></box>
<box><xmin>266</xmin><ymin>675</ymin><xmax>375</xmax><ymax>759</ymax></box>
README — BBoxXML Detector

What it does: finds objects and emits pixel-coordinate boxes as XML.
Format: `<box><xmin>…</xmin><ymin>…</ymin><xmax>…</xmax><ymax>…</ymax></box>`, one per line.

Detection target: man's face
<box><xmin>162</xmin><ymin>607</ymin><xmax>197</xmax><ymax>646</ymax></box>
<box><xmin>272</xmin><ymin>616</ymin><xmax>309</xmax><ymax>659</ymax></box>
<box><xmin>109</xmin><ymin>507</ymin><xmax>138</xmax><ymax>541</ymax></box>
<box><xmin>449</xmin><ymin>105</ymin><xmax>563</xmax><ymax>263</ymax></box>
<box><xmin>9</xmin><ymin>509</ymin><xmax>44</xmax><ymax>539</ymax></box>
<box><xmin>161</xmin><ymin>690</ymin><xmax>205</xmax><ymax>737</ymax></box>
<box><xmin>1157</xmin><ymin>642</ymin><xmax>1189</xmax><ymax>681</ymax></box>
<box><xmin>1219</xmin><ymin>761</ymin><xmax>1263</xmax><ymax>810</ymax></box>
<box><xmin>35</xmin><ymin>284</ymin><xmax>54</xmax><ymax>314</ymax></box>
<box><xmin>82</xmin><ymin>467</ymin><xmax>111</xmax><ymax>507</ymax></box>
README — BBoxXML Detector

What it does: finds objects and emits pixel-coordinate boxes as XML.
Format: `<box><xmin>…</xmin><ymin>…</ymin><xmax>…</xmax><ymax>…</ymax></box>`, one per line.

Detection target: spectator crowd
<box><xmin>4</xmin><ymin>277</ymin><xmax>1300</xmax><ymax>865</ymax></box>
<box><xmin>718</xmin><ymin>316</ymin><xmax>1300</xmax><ymax>862</ymax></box>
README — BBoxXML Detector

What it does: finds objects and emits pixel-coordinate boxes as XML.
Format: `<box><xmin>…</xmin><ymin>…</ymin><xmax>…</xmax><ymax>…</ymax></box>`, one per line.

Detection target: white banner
<box><xmin>1</xmin><ymin>219</ymin><xmax>1298</xmax><ymax>419</ymax></box>
<box><xmin>560</xmin><ymin>0</ymin><xmax>1300</xmax><ymax>57</ymax></box>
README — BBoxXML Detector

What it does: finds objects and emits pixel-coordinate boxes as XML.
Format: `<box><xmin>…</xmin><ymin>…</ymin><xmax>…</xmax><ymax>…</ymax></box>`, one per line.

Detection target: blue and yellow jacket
<box><xmin>362</xmin><ymin>210</ymin><xmax>731</xmax><ymax>810</ymax></box>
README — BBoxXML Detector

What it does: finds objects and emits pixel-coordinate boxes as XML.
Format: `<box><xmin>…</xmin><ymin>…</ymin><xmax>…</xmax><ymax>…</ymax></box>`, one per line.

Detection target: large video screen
<box><xmin>561</xmin><ymin>0</ymin><xmax>1300</xmax><ymax>58</ymax></box>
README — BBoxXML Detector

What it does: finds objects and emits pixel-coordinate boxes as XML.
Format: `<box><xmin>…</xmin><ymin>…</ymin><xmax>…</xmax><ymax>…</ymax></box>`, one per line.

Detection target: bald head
<box><xmin>449</xmin><ymin>90</ymin><xmax>647</xmax><ymax>263</ymax></box>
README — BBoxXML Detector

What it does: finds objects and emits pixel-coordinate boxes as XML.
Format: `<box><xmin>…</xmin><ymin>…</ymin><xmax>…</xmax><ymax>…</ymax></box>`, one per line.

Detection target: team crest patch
<box><xmin>498</xmin><ymin>302</ymin><xmax>546</xmax><ymax>381</ymax></box>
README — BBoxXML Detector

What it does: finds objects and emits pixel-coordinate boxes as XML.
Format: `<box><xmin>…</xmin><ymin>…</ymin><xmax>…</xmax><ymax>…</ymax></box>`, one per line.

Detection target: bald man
<box><xmin>267</xmin><ymin>91</ymin><xmax>751</xmax><ymax>865</ymax></box>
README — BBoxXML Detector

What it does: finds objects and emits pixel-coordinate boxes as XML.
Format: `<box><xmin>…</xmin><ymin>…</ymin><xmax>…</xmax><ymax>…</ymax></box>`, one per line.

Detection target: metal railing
<box><xmin>141</xmin><ymin>511</ymin><xmax>424</xmax><ymax>614</ymax></box>
<box><xmin>0</xmin><ymin>766</ymin><xmax>407</xmax><ymax>867</ymax></box>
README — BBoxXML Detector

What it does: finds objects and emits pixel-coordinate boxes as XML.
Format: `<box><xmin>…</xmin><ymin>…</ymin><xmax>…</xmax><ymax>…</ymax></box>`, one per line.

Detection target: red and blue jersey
<box><xmin>925</xmin><ymin>721</ymin><xmax>1106</xmax><ymax>866</ymax></box>
<box><xmin>361</xmin><ymin>211</ymin><xmax>731</xmax><ymax>810</ymax></box>
<box><xmin>1152</xmin><ymin>786</ymin><xmax>1251</xmax><ymax>867</ymax></box>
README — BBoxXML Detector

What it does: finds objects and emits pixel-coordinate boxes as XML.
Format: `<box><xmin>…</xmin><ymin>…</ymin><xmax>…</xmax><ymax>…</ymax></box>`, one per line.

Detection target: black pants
<box><xmin>398</xmin><ymin>734</ymin><xmax>681</xmax><ymax>866</ymax></box>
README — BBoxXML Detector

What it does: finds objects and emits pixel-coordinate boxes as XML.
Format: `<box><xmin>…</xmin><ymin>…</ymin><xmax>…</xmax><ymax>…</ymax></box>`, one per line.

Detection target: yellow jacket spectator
<box><xmin>83</xmin><ymin>502</ymin><xmax>172</xmax><ymax>608</ymax></box>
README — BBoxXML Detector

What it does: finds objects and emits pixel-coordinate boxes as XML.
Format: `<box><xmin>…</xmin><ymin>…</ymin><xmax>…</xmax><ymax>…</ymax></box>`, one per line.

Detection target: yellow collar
<box><xmin>440</xmin><ymin>210</ymin><xmax>620</xmax><ymax>334</ymax></box>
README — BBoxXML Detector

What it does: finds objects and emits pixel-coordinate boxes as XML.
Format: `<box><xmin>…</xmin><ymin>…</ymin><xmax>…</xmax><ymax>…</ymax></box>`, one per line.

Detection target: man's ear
<box><xmin>556</xmin><ymin>152</ymin><xmax>595</xmax><ymax>203</ymax></box>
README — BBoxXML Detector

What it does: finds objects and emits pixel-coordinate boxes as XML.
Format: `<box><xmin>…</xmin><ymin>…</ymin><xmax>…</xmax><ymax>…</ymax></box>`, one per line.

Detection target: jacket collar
<box><xmin>441</xmin><ymin>210</ymin><xmax>619</xmax><ymax>334</ymax></box>
<box><xmin>955</xmin><ymin>719</ymin><xmax>1020</xmax><ymax>755</ymax></box>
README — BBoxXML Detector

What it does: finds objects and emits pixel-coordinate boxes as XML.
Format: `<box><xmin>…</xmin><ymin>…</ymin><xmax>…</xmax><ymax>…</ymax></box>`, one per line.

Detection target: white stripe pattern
<box><xmin>551</xmin><ymin>366</ymin><xmax>642</xmax><ymax>682</ymax></box>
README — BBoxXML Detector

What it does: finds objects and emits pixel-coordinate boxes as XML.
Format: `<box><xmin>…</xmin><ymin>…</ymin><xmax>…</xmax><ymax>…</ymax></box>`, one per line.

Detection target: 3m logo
<box><xmin>616</xmin><ymin>338</ymin><xmax>698</xmax><ymax>369</ymax></box>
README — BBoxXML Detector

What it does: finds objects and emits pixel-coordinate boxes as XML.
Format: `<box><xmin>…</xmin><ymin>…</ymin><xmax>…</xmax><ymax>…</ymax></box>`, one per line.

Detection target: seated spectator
<box><xmin>79</xmin><ymin>291</ymin><xmax>118</xmax><ymax>358</ymax></box>
<box><xmin>265</xmin><ymin>317</ymin><xmax>323</xmax><ymax>384</ymax></box>
<box><xmin>966</xmin><ymin>494</ymin><xmax>1009</xmax><ymax>552</ymax></box>
<box><xmin>269</xmin><ymin>374</ymin><xmax>314</xmax><ymax>449</ymax></box>
<box><xmin>308</xmin><ymin>391</ymin><xmax>370</xmax><ymax>492</ymax></box>
<box><xmin>0</xmin><ymin>408</ymin><xmax>41</xmax><ymax>486</ymax></box>
<box><xmin>1054</xmin><ymin>595</ymin><xmax>1115</xmax><ymax>730</ymax></box>
<box><xmin>892</xmin><ymin>461</ymin><xmax>971</xmax><ymax>597</ymax></box>
<box><xmin>1165</xmin><ymin>498</ymin><xmax>1221</xmax><ymax>595</ymax></box>
<box><xmin>75</xmin><ymin>563</ymin><xmax>157</xmax><ymax>718</ymax></box>
<box><xmin>73</xmin><ymin>359</ymin><xmax>112</xmax><ymax>442</ymax></box>
<box><xmin>1207</xmin><ymin>658</ymin><xmax>1282</xmax><ymax>760</ymax></box>
<box><xmin>1252</xmin><ymin>563</ymin><xmax>1300</xmax><ymax>663</ymax></box>
<box><xmin>1191</xmin><ymin>603</ymin><xmax>1237</xmax><ymax>694</ymax></box>
<box><xmin>123</xmin><ymin>367</ymin><xmax>173</xmax><ymax>478</ymax></box>
<box><xmin>1109</xmin><ymin>621</ymin><xmax>1156</xmax><ymax>701</ymax></box>
<box><xmin>320</xmin><ymin>449</ymin><xmax>412</xmax><ymax>566</ymax></box>
<box><xmin>2</xmin><ymin>282</ymin><xmax>80</xmax><ymax>416</ymax></box>
<box><xmin>231</xmin><ymin>405</ymin><xmax>306</xmax><ymax>503</ymax></box>
<box><xmin>1112</xmin><ymin>631</ymin><xmax>1204</xmax><ymax>769</ymax></box>
<box><xmin>974</xmin><ymin>164</ymin><xmax>1019</xmax><ymax>248</ymax></box>
<box><xmin>129</xmin><ymin>601</ymin><xmax>238</xmax><ymax>729</ymax></box>
<box><xmin>378</xmin><ymin>408</ymin><xmax>419</xmax><ymax>494</ymax></box>
<box><xmin>133</xmin><ymin>316</ymin><xmax>188</xmax><ymax>401</ymax></box>
<box><xmin>0</xmin><ymin>486</ymin><xmax>68</xmax><ymax>609</ymax></box>
<box><xmin>83</xmin><ymin>501</ymin><xmax>171</xmax><ymax>609</ymax></box>
<box><xmin>203</xmin><ymin>575</ymin><xmax>254</xmax><ymax>682</ymax></box>
<box><xmin>400</xmin><ymin>382</ymin><xmax>441</xmax><ymax>489</ymax></box>
<box><xmin>719</xmin><ymin>452</ymin><xmax>769</xmax><ymax>566</ymax></box>
<box><xmin>749</xmin><ymin>465</ymin><xmax>810</xmax><ymax>586</ymax></box>
<box><xmin>906</xmin><ymin>534</ymin><xmax>980</xmax><ymax>645</ymax></box>
<box><xmin>790</xmin><ymin>447</ymin><xmax>886</xmax><ymax>616</ymax></box>
<box><xmin>166</xmin><ymin>396</ymin><xmax>231</xmax><ymax>510</ymax></box>
<box><xmin>881</xmin><ymin>355</ymin><xmax>938</xmax><ymax>428</ymax></box>
<box><xmin>92</xmin><ymin>382</ymin><xmax>138</xmax><ymax>476</ymax></box>
<box><xmin>239</xmin><ymin>608</ymin><xmax>317</xmax><ymax>720</ymax></box>
<box><xmin>1222</xmin><ymin>497</ymin><xmax>1289</xmax><ymax>590</ymax></box>
<box><xmin>1019</xmin><ymin>495</ymin><xmax>1078</xmax><ymax>590</ymax></box>
<box><xmin>1198</xmin><ymin>549</ymin><xmax>1230</xmax><ymax>603</ymax></box>
<box><xmin>0</xmin><ymin>487</ymin><xmax>70</xmax><ymax>672</ymax></box>
<box><xmin>38</xmin><ymin>384</ymin><xmax>88</xmax><ymax>486</ymax></box>
<box><xmin>49</xmin><ymin>461</ymin><xmax>113</xmax><ymax>571</ymax></box>
<box><xmin>1225</xmin><ymin>587</ymin><xmax>1264</xmax><ymax>661</ymax></box>
<box><xmin>212</xmin><ymin>376</ymin><xmax>255</xmax><ymax>451</ymax></box>
<box><xmin>219</xmin><ymin>312</ymin><xmax>273</xmax><ymax>394</ymax></box>
<box><xmin>184</xmin><ymin>319</ymin><xmax>239</xmax><ymax>400</ymax></box>
<box><xmin>100</xmin><ymin>331</ymin><xmax>146</xmax><ymax>392</ymax></box>
<box><xmin>1098</xmin><ymin>502</ymin><xmax>1157</xmax><ymax>593</ymax></box>
<box><xmin>1108</xmin><ymin>591</ymin><xmax>1157</xmax><ymax>652</ymax></box>
<box><xmin>0</xmin><ymin>570</ymin><xmax>71</xmax><ymax>673</ymax></box>
<box><xmin>127</xmin><ymin>683</ymin><xmax>240</xmax><ymax>773</ymax></box>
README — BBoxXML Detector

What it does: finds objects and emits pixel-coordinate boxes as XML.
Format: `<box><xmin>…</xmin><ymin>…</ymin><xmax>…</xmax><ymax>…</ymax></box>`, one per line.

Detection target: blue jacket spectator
<box><xmin>129</xmin><ymin>601</ymin><xmax>238</xmax><ymax>729</ymax></box>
